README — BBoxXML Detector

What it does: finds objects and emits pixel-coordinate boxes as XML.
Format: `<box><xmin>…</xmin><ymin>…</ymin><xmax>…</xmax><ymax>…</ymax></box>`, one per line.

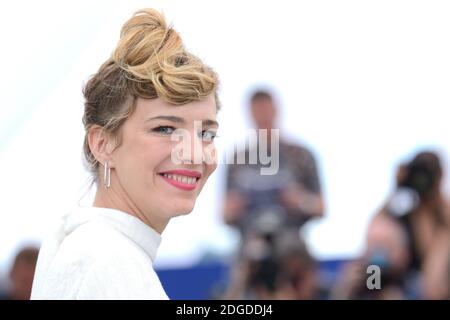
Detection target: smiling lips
<box><xmin>159</xmin><ymin>169</ymin><xmax>202</xmax><ymax>191</ymax></box>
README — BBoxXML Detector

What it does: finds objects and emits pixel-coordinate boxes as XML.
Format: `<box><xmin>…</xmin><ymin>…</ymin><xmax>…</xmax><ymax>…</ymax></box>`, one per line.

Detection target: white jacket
<box><xmin>31</xmin><ymin>206</ymin><xmax>169</xmax><ymax>300</ymax></box>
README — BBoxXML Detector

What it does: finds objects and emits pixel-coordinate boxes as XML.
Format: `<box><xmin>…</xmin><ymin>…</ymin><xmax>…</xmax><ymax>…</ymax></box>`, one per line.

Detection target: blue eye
<box><xmin>153</xmin><ymin>126</ymin><xmax>175</xmax><ymax>134</ymax></box>
<box><xmin>200</xmin><ymin>130</ymin><xmax>217</xmax><ymax>141</ymax></box>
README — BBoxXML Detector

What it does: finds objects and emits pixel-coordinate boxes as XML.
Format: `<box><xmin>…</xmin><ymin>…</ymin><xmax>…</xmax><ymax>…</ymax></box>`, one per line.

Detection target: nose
<box><xmin>172</xmin><ymin>128</ymin><xmax>204</xmax><ymax>165</ymax></box>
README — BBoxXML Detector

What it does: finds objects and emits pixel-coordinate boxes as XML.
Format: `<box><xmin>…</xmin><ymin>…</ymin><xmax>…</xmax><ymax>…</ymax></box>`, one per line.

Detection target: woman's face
<box><xmin>109</xmin><ymin>94</ymin><xmax>218</xmax><ymax>232</ymax></box>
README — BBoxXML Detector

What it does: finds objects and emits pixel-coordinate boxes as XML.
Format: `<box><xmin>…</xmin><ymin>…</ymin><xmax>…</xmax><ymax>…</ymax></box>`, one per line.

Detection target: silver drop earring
<box><xmin>104</xmin><ymin>161</ymin><xmax>111</xmax><ymax>189</ymax></box>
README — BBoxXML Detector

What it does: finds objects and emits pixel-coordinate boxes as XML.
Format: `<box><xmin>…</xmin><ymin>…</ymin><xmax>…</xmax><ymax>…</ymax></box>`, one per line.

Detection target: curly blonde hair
<box><xmin>82</xmin><ymin>8</ymin><xmax>219</xmax><ymax>176</ymax></box>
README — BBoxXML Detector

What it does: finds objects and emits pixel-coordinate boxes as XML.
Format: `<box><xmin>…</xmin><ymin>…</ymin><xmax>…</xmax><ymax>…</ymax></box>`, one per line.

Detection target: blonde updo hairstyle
<box><xmin>82</xmin><ymin>9</ymin><xmax>219</xmax><ymax>180</ymax></box>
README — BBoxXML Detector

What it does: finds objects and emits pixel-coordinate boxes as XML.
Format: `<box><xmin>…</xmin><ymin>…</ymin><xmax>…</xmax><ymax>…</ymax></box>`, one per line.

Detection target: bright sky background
<box><xmin>1</xmin><ymin>0</ymin><xmax>450</xmax><ymax>278</ymax></box>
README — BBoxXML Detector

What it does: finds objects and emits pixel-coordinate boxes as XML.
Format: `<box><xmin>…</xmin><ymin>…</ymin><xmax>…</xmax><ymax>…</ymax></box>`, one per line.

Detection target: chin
<box><xmin>167</xmin><ymin>200</ymin><xmax>196</xmax><ymax>217</ymax></box>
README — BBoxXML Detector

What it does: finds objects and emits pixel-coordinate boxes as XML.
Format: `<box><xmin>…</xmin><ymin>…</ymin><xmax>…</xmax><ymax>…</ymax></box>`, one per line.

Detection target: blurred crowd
<box><xmin>1</xmin><ymin>89</ymin><xmax>449</xmax><ymax>300</ymax></box>
<box><xmin>219</xmin><ymin>89</ymin><xmax>450</xmax><ymax>300</ymax></box>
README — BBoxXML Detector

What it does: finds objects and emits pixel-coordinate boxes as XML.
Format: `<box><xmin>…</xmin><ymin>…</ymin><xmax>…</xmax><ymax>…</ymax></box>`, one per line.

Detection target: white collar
<box><xmin>64</xmin><ymin>206</ymin><xmax>162</xmax><ymax>262</ymax></box>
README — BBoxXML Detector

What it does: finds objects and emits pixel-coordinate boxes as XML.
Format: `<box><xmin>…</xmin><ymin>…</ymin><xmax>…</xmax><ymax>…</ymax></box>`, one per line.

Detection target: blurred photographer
<box><xmin>223</xmin><ymin>89</ymin><xmax>324</xmax><ymax>237</ymax></box>
<box><xmin>223</xmin><ymin>227</ymin><xmax>319</xmax><ymax>300</ymax></box>
<box><xmin>333</xmin><ymin>151</ymin><xmax>450</xmax><ymax>299</ymax></box>
<box><xmin>221</xmin><ymin>89</ymin><xmax>324</xmax><ymax>299</ymax></box>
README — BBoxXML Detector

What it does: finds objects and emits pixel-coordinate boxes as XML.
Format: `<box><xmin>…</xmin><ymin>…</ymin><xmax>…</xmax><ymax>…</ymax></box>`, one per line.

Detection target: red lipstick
<box><xmin>159</xmin><ymin>170</ymin><xmax>202</xmax><ymax>191</ymax></box>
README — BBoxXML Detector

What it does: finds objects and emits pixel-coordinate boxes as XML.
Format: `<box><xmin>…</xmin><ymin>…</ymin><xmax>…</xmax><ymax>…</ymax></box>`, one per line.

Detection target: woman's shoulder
<box><xmin>57</xmin><ymin>206</ymin><xmax>160</xmax><ymax>263</ymax></box>
<box><xmin>66</xmin><ymin>220</ymin><xmax>167</xmax><ymax>299</ymax></box>
<box><xmin>61</xmin><ymin>218</ymin><xmax>152</xmax><ymax>266</ymax></box>
<box><xmin>32</xmin><ymin>217</ymin><xmax>165</xmax><ymax>299</ymax></box>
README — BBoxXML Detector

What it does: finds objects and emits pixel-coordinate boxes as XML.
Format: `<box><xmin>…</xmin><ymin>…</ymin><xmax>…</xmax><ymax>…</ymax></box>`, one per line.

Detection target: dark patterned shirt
<box><xmin>225</xmin><ymin>139</ymin><xmax>322</xmax><ymax>232</ymax></box>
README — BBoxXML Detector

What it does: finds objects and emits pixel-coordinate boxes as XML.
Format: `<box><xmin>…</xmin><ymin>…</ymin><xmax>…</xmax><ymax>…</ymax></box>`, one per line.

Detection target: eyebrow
<box><xmin>146</xmin><ymin>116</ymin><xmax>219</xmax><ymax>127</ymax></box>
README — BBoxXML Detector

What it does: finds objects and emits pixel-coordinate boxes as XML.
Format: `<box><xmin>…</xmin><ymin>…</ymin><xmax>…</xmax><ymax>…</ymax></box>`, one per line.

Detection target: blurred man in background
<box><xmin>222</xmin><ymin>89</ymin><xmax>325</xmax><ymax>299</ymax></box>
<box><xmin>224</xmin><ymin>89</ymin><xmax>324</xmax><ymax>235</ymax></box>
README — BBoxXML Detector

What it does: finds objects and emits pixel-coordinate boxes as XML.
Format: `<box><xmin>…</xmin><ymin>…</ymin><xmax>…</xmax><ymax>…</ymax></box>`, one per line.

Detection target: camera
<box><xmin>387</xmin><ymin>158</ymin><xmax>438</xmax><ymax>217</ymax></box>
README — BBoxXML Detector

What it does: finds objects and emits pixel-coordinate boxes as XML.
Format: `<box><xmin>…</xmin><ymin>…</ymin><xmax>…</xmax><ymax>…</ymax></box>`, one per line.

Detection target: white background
<box><xmin>1</xmin><ymin>0</ymin><xmax>450</xmax><ymax>279</ymax></box>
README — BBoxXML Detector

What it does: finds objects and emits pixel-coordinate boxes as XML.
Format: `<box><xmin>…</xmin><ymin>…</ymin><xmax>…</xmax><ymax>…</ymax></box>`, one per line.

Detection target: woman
<box><xmin>31</xmin><ymin>8</ymin><xmax>220</xmax><ymax>299</ymax></box>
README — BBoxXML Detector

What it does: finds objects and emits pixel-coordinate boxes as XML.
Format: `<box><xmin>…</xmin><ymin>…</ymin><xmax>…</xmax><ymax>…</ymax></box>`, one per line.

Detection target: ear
<box><xmin>87</xmin><ymin>125</ymin><xmax>117</xmax><ymax>168</ymax></box>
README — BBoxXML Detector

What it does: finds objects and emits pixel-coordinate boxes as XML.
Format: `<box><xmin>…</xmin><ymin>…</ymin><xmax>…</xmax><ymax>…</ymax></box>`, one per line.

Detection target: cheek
<box><xmin>203</xmin><ymin>143</ymin><xmax>218</xmax><ymax>167</ymax></box>
<box><xmin>202</xmin><ymin>162</ymin><xmax>218</xmax><ymax>184</ymax></box>
<box><xmin>117</xmin><ymin>138</ymin><xmax>173</xmax><ymax>190</ymax></box>
<box><xmin>208</xmin><ymin>161</ymin><xmax>218</xmax><ymax>175</ymax></box>
<box><xmin>140</xmin><ymin>141</ymin><xmax>173</xmax><ymax>171</ymax></box>
<box><xmin>201</xmin><ymin>144</ymin><xmax>218</xmax><ymax>179</ymax></box>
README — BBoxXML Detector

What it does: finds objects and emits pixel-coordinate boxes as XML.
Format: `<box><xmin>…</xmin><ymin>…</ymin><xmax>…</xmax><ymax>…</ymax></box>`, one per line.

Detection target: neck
<box><xmin>93</xmin><ymin>175</ymin><xmax>167</xmax><ymax>234</ymax></box>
